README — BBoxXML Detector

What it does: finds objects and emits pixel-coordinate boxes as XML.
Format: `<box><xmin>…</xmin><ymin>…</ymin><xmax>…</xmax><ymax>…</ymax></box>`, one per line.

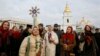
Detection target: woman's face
<box><xmin>32</xmin><ymin>27</ymin><xmax>39</xmax><ymax>36</ymax></box>
<box><xmin>67</xmin><ymin>27</ymin><xmax>72</xmax><ymax>33</ymax></box>
<box><xmin>13</xmin><ymin>26</ymin><xmax>18</xmax><ymax>31</ymax></box>
<box><xmin>3</xmin><ymin>22</ymin><xmax>9</xmax><ymax>30</ymax></box>
<box><xmin>86</xmin><ymin>26</ymin><xmax>91</xmax><ymax>31</ymax></box>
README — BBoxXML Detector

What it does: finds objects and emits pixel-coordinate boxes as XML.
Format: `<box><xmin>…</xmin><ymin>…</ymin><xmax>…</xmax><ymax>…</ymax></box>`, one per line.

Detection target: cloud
<box><xmin>0</xmin><ymin>0</ymin><xmax>100</xmax><ymax>27</ymax></box>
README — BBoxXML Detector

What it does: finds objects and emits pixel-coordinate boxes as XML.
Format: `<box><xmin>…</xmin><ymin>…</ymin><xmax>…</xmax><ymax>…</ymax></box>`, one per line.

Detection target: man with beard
<box><xmin>54</xmin><ymin>24</ymin><xmax>62</xmax><ymax>56</ymax></box>
<box><xmin>38</xmin><ymin>23</ymin><xmax>46</xmax><ymax>56</ymax></box>
<box><xmin>38</xmin><ymin>23</ymin><xmax>46</xmax><ymax>38</ymax></box>
<box><xmin>45</xmin><ymin>25</ymin><xmax>58</xmax><ymax>56</ymax></box>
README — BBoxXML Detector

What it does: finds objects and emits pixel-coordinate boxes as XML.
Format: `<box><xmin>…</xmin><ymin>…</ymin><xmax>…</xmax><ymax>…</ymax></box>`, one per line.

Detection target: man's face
<box><xmin>96</xmin><ymin>29</ymin><xmax>99</xmax><ymax>33</ymax></box>
<box><xmin>48</xmin><ymin>26</ymin><xmax>53</xmax><ymax>31</ymax></box>
<box><xmin>38</xmin><ymin>25</ymin><xmax>43</xmax><ymax>29</ymax></box>
<box><xmin>54</xmin><ymin>27</ymin><xmax>58</xmax><ymax>30</ymax></box>
<box><xmin>28</xmin><ymin>28</ymin><xmax>32</xmax><ymax>34</ymax></box>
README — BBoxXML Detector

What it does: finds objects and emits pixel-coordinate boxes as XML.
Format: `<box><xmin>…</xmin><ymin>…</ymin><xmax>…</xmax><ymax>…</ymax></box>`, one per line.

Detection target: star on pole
<box><xmin>29</xmin><ymin>6</ymin><xmax>40</xmax><ymax>17</ymax></box>
<box><xmin>29</xmin><ymin>6</ymin><xmax>40</xmax><ymax>26</ymax></box>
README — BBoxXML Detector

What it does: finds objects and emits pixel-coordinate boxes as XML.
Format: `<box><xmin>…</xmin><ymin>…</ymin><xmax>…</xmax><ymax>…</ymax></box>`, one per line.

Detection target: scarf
<box><xmin>85</xmin><ymin>31</ymin><xmax>93</xmax><ymax>45</ymax></box>
<box><xmin>63</xmin><ymin>33</ymin><xmax>74</xmax><ymax>45</ymax></box>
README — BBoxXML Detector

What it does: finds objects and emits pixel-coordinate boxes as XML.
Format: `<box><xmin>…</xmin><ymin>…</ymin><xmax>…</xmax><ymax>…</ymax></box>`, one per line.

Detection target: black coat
<box><xmin>54</xmin><ymin>30</ymin><xmax>62</xmax><ymax>56</ymax></box>
<box><xmin>79</xmin><ymin>33</ymin><xmax>98</xmax><ymax>56</ymax></box>
<box><xmin>94</xmin><ymin>32</ymin><xmax>100</xmax><ymax>48</ymax></box>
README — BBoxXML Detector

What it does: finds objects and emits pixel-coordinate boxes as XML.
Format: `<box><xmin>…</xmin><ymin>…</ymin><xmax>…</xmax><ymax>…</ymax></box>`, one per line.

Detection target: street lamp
<box><xmin>29</xmin><ymin>6</ymin><xmax>40</xmax><ymax>26</ymax></box>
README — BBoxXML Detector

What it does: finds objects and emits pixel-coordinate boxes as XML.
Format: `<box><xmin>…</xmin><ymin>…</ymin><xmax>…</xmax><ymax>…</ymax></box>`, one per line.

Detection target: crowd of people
<box><xmin>0</xmin><ymin>21</ymin><xmax>100</xmax><ymax>56</ymax></box>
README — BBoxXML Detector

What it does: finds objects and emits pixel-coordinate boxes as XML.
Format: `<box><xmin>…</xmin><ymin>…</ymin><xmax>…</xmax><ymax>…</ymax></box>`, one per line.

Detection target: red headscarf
<box><xmin>84</xmin><ymin>25</ymin><xmax>93</xmax><ymax>45</ymax></box>
<box><xmin>62</xmin><ymin>26</ymin><xmax>74</xmax><ymax>44</ymax></box>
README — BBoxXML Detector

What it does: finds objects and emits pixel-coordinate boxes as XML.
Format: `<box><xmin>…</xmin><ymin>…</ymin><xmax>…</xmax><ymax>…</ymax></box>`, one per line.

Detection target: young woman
<box><xmin>61</xmin><ymin>26</ymin><xmax>76</xmax><ymax>56</ymax></box>
<box><xmin>19</xmin><ymin>26</ymin><xmax>41</xmax><ymax>56</ymax></box>
<box><xmin>79</xmin><ymin>25</ymin><xmax>98</xmax><ymax>56</ymax></box>
<box><xmin>0</xmin><ymin>21</ymin><xmax>10</xmax><ymax>56</ymax></box>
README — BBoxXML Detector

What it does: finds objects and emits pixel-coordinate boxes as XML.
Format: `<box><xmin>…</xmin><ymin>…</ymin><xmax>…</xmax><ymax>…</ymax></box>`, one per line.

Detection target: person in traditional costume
<box><xmin>19</xmin><ymin>26</ymin><xmax>42</xmax><ymax>56</ymax></box>
<box><xmin>61</xmin><ymin>26</ymin><xmax>76</xmax><ymax>56</ymax></box>
<box><xmin>44</xmin><ymin>25</ymin><xmax>58</xmax><ymax>56</ymax></box>
<box><xmin>79</xmin><ymin>25</ymin><xmax>98</xmax><ymax>56</ymax></box>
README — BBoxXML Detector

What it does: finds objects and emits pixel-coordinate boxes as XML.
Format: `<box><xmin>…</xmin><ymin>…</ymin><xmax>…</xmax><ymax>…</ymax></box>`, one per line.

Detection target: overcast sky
<box><xmin>0</xmin><ymin>0</ymin><xmax>100</xmax><ymax>27</ymax></box>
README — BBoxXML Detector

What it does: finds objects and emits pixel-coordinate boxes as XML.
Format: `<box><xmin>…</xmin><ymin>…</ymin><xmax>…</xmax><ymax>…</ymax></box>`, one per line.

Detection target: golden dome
<box><xmin>64</xmin><ymin>4</ymin><xmax>71</xmax><ymax>14</ymax></box>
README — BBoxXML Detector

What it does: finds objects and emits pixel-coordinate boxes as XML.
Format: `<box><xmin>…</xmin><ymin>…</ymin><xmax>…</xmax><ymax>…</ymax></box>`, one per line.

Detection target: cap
<box><xmin>54</xmin><ymin>24</ymin><xmax>58</xmax><ymax>27</ymax></box>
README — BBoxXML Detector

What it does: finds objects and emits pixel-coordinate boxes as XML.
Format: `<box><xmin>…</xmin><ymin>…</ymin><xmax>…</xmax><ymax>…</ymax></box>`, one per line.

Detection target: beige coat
<box><xmin>44</xmin><ymin>31</ymin><xmax>59</xmax><ymax>56</ymax></box>
<box><xmin>19</xmin><ymin>35</ymin><xmax>41</xmax><ymax>56</ymax></box>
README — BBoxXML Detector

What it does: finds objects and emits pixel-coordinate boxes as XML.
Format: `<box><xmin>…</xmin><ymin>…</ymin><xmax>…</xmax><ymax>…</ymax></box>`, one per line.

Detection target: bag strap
<box><xmin>25</xmin><ymin>37</ymin><xmax>30</xmax><ymax>56</ymax></box>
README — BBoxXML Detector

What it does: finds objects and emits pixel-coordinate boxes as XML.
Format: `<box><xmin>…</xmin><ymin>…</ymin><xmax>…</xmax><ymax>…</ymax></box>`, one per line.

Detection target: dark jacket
<box><xmin>54</xmin><ymin>30</ymin><xmax>62</xmax><ymax>56</ymax></box>
<box><xmin>80</xmin><ymin>32</ymin><xmax>98</xmax><ymax>56</ymax></box>
<box><xmin>0</xmin><ymin>27</ymin><xmax>10</xmax><ymax>54</ymax></box>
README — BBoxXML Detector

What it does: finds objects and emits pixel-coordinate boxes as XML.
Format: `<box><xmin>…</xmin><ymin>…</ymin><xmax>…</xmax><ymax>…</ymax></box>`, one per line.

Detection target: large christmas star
<box><xmin>29</xmin><ymin>6</ymin><xmax>40</xmax><ymax>17</ymax></box>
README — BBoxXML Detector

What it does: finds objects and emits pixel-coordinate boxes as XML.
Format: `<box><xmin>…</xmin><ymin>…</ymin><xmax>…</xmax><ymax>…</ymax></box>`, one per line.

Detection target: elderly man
<box><xmin>44</xmin><ymin>25</ymin><xmax>58</xmax><ymax>56</ymax></box>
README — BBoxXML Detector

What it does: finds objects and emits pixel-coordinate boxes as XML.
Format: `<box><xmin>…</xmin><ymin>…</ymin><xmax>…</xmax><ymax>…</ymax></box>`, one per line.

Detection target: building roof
<box><xmin>0</xmin><ymin>17</ymin><xmax>33</xmax><ymax>25</ymax></box>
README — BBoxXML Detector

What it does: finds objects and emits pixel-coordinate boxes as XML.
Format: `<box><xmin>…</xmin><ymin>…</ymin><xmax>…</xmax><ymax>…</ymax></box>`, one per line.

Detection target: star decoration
<box><xmin>29</xmin><ymin>6</ymin><xmax>40</xmax><ymax>17</ymax></box>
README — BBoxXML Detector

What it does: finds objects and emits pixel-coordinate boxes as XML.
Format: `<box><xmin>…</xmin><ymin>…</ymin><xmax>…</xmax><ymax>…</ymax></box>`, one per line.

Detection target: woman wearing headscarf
<box><xmin>79</xmin><ymin>25</ymin><xmax>98</xmax><ymax>56</ymax></box>
<box><xmin>61</xmin><ymin>26</ymin><xmax>76</xmax><ymax>56</ymax></box>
